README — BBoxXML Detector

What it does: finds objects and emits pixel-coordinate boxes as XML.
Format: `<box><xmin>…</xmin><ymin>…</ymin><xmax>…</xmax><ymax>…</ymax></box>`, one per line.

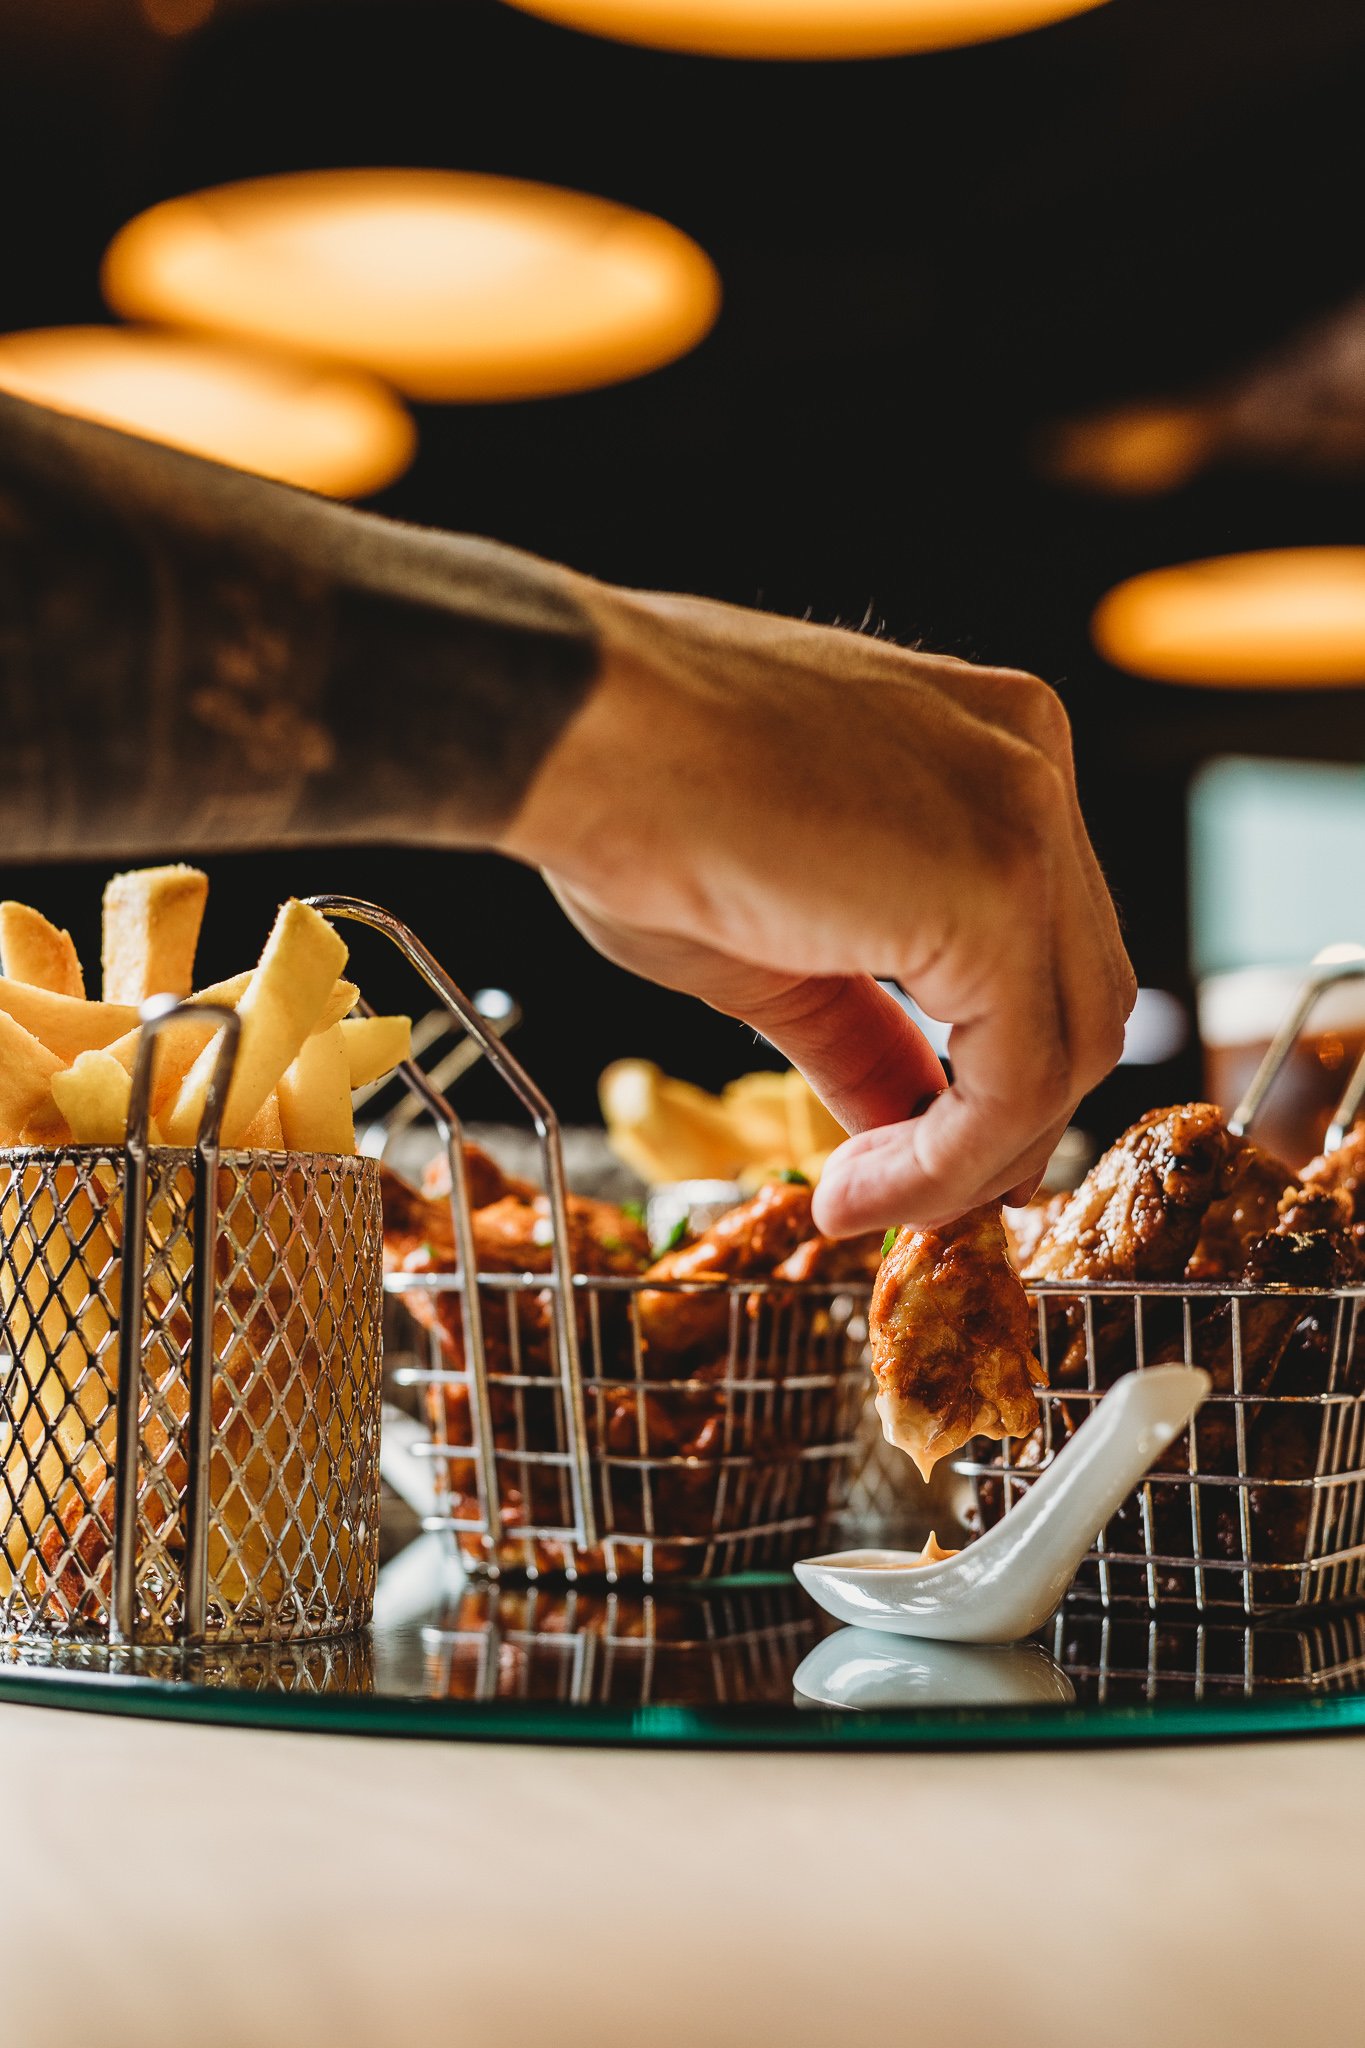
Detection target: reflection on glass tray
<box><xmin>6</xmin><ymin>1525</ymin><xmax>1365</xmax><ymax>1740</ymax></box>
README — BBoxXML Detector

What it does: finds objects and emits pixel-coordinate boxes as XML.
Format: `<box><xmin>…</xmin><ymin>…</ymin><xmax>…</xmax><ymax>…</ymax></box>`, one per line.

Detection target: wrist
<box><xmin>496</xmin><ymin>578</ymin><xmax>659</xmax><ymax>872</ymax></box>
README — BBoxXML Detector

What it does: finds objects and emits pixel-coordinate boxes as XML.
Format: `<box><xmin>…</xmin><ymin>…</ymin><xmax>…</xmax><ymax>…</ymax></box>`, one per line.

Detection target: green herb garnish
<box><xmin>881</xmin><ymin>1227</ymin><xmax>898</xmax><ymax>1258</ymax></box>
<box><xmin>779</xmin><ymin>1167</ymin><xmax>811</xmax><ymax>1186</ymax></box>
<box><xmin>600</xmin><ymin>1235</ymin><xmax>625</xmax><ymax>1256</ymax></box>
<box><xmin>658</xmin><ymin>1216</ymin><xmax>689</xmax><ymax>1255</ymax></box>
<box><xmin>621</xmin><ymin>1199</ymin><xmax>647</xmax><ymax>1228</ymax></box>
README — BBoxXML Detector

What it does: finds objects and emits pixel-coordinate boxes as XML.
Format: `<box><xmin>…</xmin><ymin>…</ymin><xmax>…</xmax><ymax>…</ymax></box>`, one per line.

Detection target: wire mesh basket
<box><xmin>313</xmin><ymin>898</ymin><xmax>870</xmax><ymax>1585</ymax></box>
<box><xmin>962</xmin><ymin>955</ymin><xmax>1365</xmax><ymax>1619</ymax></box>
<box><xmin>0</xmin><ymin>991</ymin><xmax>385</xmax><ymax>1647</ymax></box>
<box><xmin>392</xmin><ymin>1268</ymin><xmax>869</xmax><ymax>1581</ymax></box>
<box><xmin>958</xmin><ymin>1279</ymin><xmax>1365</xmax><ymax>1616</ymax></box>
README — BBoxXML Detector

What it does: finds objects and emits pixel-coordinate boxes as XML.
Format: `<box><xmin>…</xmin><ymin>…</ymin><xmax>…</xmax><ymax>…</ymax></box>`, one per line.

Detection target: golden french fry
<box><xmin>599</xmin><ymin>1059</ymin><xmax>742</xmax><ymax>1185</ymax></box>
<box><xmin>0</xmin><ymin>1009</ymin><xmax>67</xmax><ymax>1144</ymax></box>
<box><xmin>101</xmin><ymin>864</ymin><xmax>209</xmax><ymax>1004</ymax></box>
<box><xmin>103</xmin><ymin>970</ymin><xmax>252</xmax><ymax>1115</ymax></box>
<box><xmin>163</xmin><ymin>901</ymin><xmax>348</xmax><ymax>1148</ymax></box>
<box><xmin>51</xmin><ymin>1051</ymin><xmax>138</xmax><ymax>1146</ymax></box>
<box><xmin>278</xmin><ymin>1025</ymin><xmax>355</xmax><ymax>1154</ymax></box>
<box><xmin>312</xmin><ymin>978</ymin><xmax>359</xmax><ymax>1034</ymax></box>
<box><xmin>239</xmin><ymin>1091</ymin><xmax>284</xmax><ymax>1149</ymax></box>
<box><xmin>18</xmin><ymin>1096</ymin><xmax>73</xmax><ymax>1147</ymax></box>
<box><xmin>721</xmin><ymin>1071</ymin><xmax>792</xmax><ymax>1163</ymax></box>
<box><xmin>339</xmin><ymin>1014</ymin><xmax>412</xmax><ymax>1089</ymax></box>
<box><xmin>103</xmin><ymin>969</ymin><xmax>354</xmax><ymax>1120</ymax></box>
<box><xmin>783</xmin><ymin>1067</ymin><xmax>847</xmax><ymax>1159</ymax></box>
<box><xmin>0</xmin><ymin>902</ymin><xmax>85</xmax><ymax>998</ymax></box>
<box><xmin>0</xmin><ymin>982</ymin><xmax>138</xmax><ymax>1063</ymax></box>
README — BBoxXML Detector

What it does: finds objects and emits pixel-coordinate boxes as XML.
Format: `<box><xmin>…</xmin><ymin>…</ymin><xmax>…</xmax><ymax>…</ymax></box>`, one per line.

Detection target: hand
<box><xmin>503</xmin><ymin>581</ymin><xmax>1135</xmax><ymax>1234</ymax></box>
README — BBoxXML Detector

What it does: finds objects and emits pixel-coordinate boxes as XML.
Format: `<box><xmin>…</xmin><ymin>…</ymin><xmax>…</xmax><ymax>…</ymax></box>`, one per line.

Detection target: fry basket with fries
<box><xmin>0</xmin><ymin>872</ymin><xmax>405</xmax><ymax>1647</ymax></box>
<box><xmin>0</xmin><ymin>1000</ymin><xmax>385</xmax><ymax>1645</ymax></box>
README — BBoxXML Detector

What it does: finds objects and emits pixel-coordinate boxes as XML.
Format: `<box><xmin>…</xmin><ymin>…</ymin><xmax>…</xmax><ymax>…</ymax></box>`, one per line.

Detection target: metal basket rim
<box><xmin>0</xmin><ymin>1144</ymin><xmax>379</xmax><ymax>1173</ymax></box>
<box><xmin>386</xmin><ymin>1267</ymin><xmax>1363</xmax><ymax>1301</ymax></box>
<box><xmin>385</xmin><ymin>1268</ymin><xmax>874</xmax><ymax>1298</ymax></box>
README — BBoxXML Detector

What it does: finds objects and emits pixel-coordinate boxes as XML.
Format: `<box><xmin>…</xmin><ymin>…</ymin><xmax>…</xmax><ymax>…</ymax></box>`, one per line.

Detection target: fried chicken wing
<box><xmin>1024</xmin><ymin>1103</ymin><xmax>1234</xmax><ymax>1384</ymax></box>
<box><xmin>870</xmin><ymin>1204</ymin><xmax>1044</xmax><ymax>1480</ymax></box>
<box><xmin>1302</xmin><ymin>1123</ymin><xmax>1365</xmax><ymax>1273</ymax></box>
<box><xmin>1157</xmin><ymin>1184</ymin><xmax>1355</xmax><ymax>1400</ymax></box>
<box><xmin>381</xmin><ymin>1160</ymin><xmax>648</xmax><ymax>1279</ymax></box>
<box><xmin>421</xmin><ymin>1143</ymin><xmax>537</xmax><ymax>1210</ymax></box>
<box><xmin>1003</xmin><ymin>1192</ymin><xmax>1067</xmax><ymax>1272</ymax></box>
<box><xmin>770</xmin><ymin>1230</ymin><xmax>885</xmax><ymax>1285</ymax></box>
<box><xmin>1303</xmin><ymin>1122</ymin><xmax>1365</xmax><ymax>1217</ymax></box>
<box><xmin>1185</xmin><ymin>1141</ymin><xmax>1295</xmax><ymax>1281</ymax></box>
<box><xmin>1025</xmin><ymin>1103</ymin><xmax>1233</xmax><ymax>1285</ymax></box>
<box><xmin>636</xmin><ymin>1179</ymin><xmax>817</xmax><ymax>1363</ymax></box>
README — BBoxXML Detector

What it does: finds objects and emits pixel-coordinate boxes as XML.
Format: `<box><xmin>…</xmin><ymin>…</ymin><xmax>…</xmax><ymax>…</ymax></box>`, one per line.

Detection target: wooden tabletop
<box><xmin>5</xmin><ymin>1701</ymin><xmax>1358</xmax><ymax>2047</ymax></box>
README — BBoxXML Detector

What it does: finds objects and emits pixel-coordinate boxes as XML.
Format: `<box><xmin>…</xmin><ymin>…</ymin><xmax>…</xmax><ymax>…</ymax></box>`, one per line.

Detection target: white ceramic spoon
<box><xmin>794</xmin><ymin>1364</ymin><xmax>1209</xmax><ymax>1643</ymax></box>
<box><xmin>793</xmin><ymin>1628</ymin><xmax>1076</xmax><ymax>1711</ymax></box>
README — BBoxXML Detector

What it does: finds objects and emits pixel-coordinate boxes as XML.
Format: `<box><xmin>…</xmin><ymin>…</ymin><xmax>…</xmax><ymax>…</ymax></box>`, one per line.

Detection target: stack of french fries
<box><xmin>599</xmin><ymin>1058</ymin><xmax>847</xmax><ymax>1188</ymax></box>
<box><xmin>0</xmin><ymin>865</ymin><xmax>411</xmax><ymax>1153</ymax></box>
<box><xmin>0</xmin><ymin>868</ymin><xmax>411</xmax><ymax>1635</ymax></box>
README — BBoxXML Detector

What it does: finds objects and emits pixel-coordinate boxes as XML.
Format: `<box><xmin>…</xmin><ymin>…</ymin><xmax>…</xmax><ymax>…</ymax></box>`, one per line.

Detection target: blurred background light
<box><xmin>0</xmin><ymin>325</ymin><xmax>415</xmax><ymax>497</ymax></box>
<box><xmin>138</xmin><ymin>0</ymin><xmax>217</xmax><ymax>36</ymax></box>
<box><xmin>103</xmin><ymin>170</ymin><xmax>721</xmax><ymax>402</ymax></box>
<box><xmin>496</xmin><ymin>0</ymin><xmax>1112</xmax><ymax>59</ymax></box>
<box><xmin>1037</xmin><ymin>401</ymin><xmax>1216</xmax><ymax>495</ymax></box>
<box><xmin>1092</xmin><ymin>549</ymin><xmax>1365</xmax><ymax>687</ymax></box>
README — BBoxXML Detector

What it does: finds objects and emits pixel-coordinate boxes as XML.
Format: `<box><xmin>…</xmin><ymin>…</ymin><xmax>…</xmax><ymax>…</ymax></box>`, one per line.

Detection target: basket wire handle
<box><xmin>1326</xmin><ymin>1042</ymin><xmax>1365</xmax><ymax>1155</ymax></box>
<box><xmin>1228</xmin><ymin>944</ymin><xmax>1365</xmax><ymax>1138</ymax></box>
<box><xmin>356</xmin><ymin>993</ymin><xmax>503</xmax><ymax>1544</ymax></box>
<box><xmin>112</xmin><ymin>997</ymin><xmax>242</xmax><ymax>1647</ymax></box>
<box><xmin>304</xmin><ymin>896</ymin><xmax>598</xmax><ymax>1553</ymax></box>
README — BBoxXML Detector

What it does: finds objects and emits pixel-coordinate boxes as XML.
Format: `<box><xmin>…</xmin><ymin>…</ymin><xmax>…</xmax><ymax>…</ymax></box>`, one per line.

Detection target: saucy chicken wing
<box><xmin>636</xmin><ymin>1179</ymin><xmax>817</xmax><ymax>1363</ymax></box>
<box><xmin>1024</xmin><ymin>1102</ymin><xmax>1235</xmax><ymax>1383</ymax></box>
<box><xmin>1185</xmin><ymin>1141</ymin><xmax>1295</xmax><ymax>1282</ymax></box>
<box><xmin>1025</xmin><ymin>1103</ymin><xmax>1233</xmax><ymax>1286</ymax></box>
<box><xmin>870</xmin><ymin>1204</ymin><xmax>1044</xmax><ymax>1480</ymax></box>
<box><xmin>1302</xmin><ymin>1123</ymin><xmax>1365</xmax><ymax>1272</ymax></box>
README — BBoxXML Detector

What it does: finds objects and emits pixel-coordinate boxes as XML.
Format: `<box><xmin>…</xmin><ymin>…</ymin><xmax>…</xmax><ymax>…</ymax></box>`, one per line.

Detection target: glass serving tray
<box><xmin>6</xmin><ymin>1526</ymin><xmax>1365</xmax><ymax>1748</ymax></box>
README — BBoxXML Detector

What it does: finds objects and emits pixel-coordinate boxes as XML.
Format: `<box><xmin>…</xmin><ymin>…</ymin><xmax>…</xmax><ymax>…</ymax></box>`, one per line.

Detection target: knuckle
<box><xmin>993</xmin><ymin>748</ymin><xmax>1066</xmax><ymax>867</ymax></box>
<box><xmin>976</xmin><ymin>667</ymin><xmax>1075</xmax><ymax>763</ymax></box>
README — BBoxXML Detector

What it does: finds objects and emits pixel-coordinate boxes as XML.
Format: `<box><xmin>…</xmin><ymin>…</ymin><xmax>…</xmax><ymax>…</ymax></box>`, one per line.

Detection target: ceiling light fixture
<box><xmin>496</xmin><ymin>0</ymin><xmax>1111</xmax><ymax>61</ymax></box>
<box><xmin>0</xmin><ymin>326</ymin><xmax>415</xmax><ymax>498</ymax></box>
<box><xmin>103</xmin><ymin>170</ymin><xmax>720</xmax><ymax>402</ymax></box>
<box><xmin>1092</xmin><ymin>548</ymin><xmax>1365</xmax><ymax>688</ymax></box>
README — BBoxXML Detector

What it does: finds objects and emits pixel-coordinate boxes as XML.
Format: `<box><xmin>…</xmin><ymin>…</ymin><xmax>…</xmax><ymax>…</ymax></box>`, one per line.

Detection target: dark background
<box><xmin>1</xmin><ymin>0</ymin><xmax>1363</xmax><ymax>1132</ymax></box>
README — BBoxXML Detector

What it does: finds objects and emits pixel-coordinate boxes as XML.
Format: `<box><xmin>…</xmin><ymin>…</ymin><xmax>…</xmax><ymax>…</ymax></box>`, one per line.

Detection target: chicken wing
<box><xmin>636</xmin><ymin>1179</ymin><xmax>816</xmax><ymax>1364</ymax></box>
<box><xmin>1185</xmin><ymin>1141</ymin><xmax>1295</xmax><ymax>1281</ymax></box>
<box><xmin>1024</xmin><ymin>1102</ymin><xmax>1234</xmax><ymax>1383</ymax></box>
<box><xmin>1025</xmin><ymin>1103</ymin><xmax>1233</xmax><ymax>1285</ymax></box>
<box><xmin>1302</xmin><ymin>1123</ymin><xmax>1365</xmax><ymax>1273</ymax></box>
<box><xmin>870</xmin><ymin>1204</ymin><xmax>1045</xmax><ymax>1480</ymax></box>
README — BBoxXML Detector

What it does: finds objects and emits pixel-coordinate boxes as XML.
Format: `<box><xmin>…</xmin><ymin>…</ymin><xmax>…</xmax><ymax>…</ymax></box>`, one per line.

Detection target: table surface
<box><xmin>5</xmin><ymin>1702</ymin><xmax>1359</xmax><ymax>2048</ymax></box>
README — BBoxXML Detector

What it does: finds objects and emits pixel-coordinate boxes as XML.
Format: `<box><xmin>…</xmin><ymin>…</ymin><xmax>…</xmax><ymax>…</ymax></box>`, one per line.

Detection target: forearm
<box><xmin>0</xmin><ymin>391</ymin><xmax>599</xmax><ymax>858</ymax></box>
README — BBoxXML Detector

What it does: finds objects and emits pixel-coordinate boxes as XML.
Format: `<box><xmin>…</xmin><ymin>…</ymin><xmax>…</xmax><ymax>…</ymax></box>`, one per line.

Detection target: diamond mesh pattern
<box><xmin>0</xmin><ymin>1148</ymin><xmax>383</xmax><ymax>1644</ymax></box>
